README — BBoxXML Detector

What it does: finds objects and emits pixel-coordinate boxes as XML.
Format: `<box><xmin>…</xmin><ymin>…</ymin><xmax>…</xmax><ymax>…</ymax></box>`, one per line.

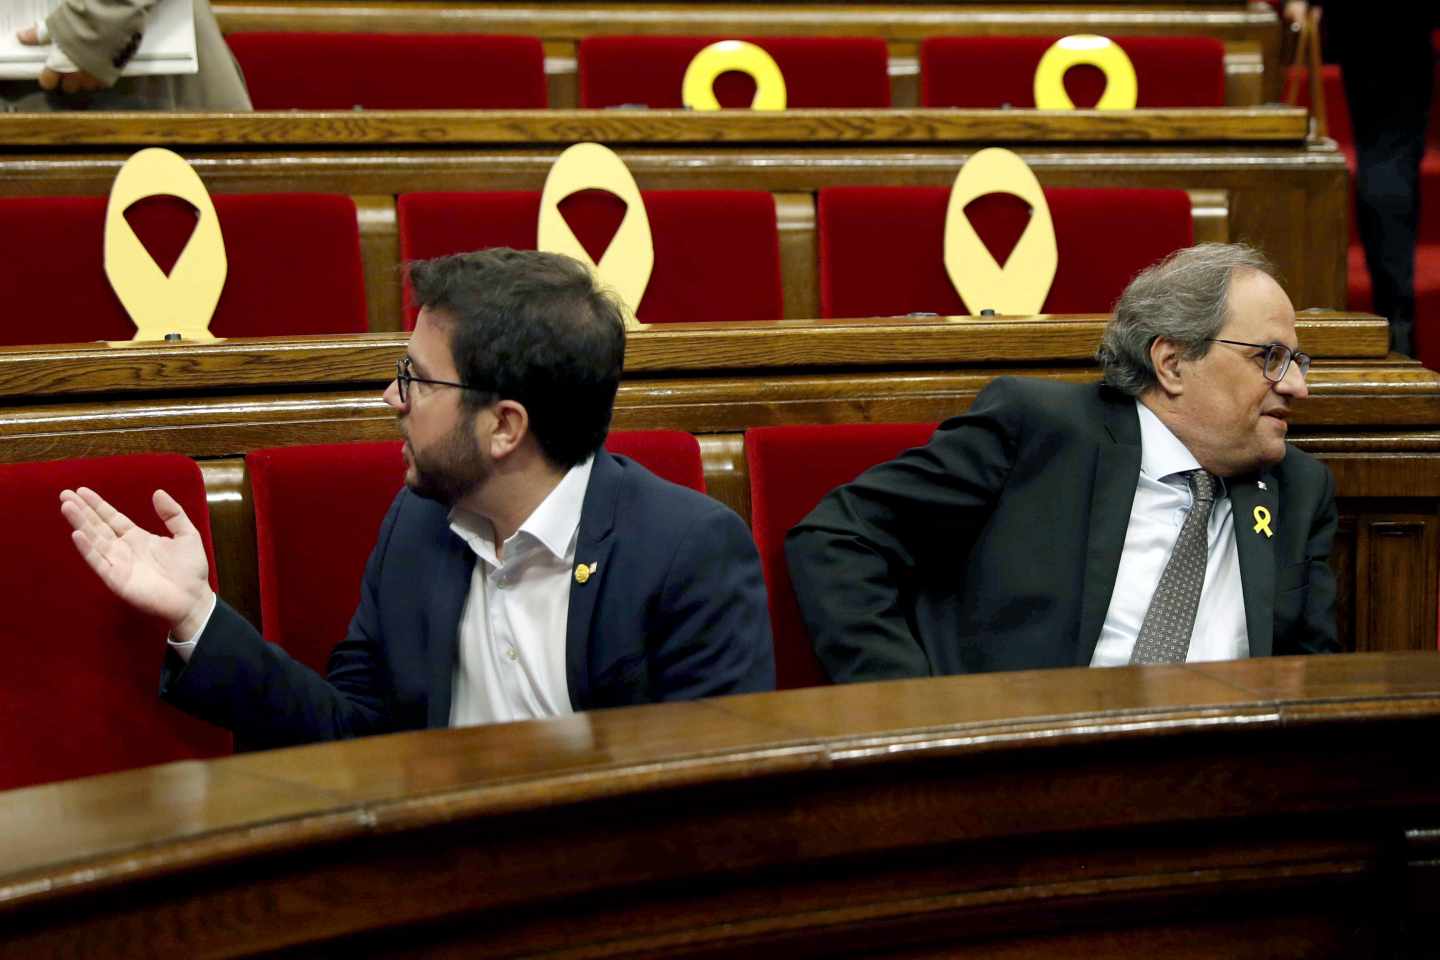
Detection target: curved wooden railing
<box><xmin>4</xmin><ymin>652</ymin><xmax>1440</xmax><ymax>956</ymax></box>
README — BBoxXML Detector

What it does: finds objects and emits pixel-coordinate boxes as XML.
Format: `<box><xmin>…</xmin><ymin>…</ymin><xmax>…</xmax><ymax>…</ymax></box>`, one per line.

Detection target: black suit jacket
<box><xmin>163</xmin><ymin>451</ymin><xmax>775</xmax><ymax>747</ymax></box>
<box><xmin>786</xmin><ymin>377</ymin><xmax>1339</xmax><ymax>682</ymax></box>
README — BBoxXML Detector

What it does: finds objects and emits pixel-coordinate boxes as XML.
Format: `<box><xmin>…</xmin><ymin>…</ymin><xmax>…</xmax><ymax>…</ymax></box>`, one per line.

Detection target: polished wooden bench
<box><xmin>0</xmin><ymin>107</ymin><xmax>1347</xmax><ymax>325</ymax></box>
<box><xmin>212</xmin><ymin>0</ymin><xmax>1283</xmax><ymax>106</ymax></box>
<box><xmin>5</xmin><ymin>651</ymin><xmax>1440</xmax><ymax>956</ymax></box>
<box><xmin>0</xmin><ymin>312</ymin><xmax>1432</xmax><ymax>653</ymax></box>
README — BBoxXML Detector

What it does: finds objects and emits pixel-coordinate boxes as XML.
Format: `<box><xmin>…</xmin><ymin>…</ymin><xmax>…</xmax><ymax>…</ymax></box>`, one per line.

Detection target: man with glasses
<box><xmin>60</xmin><ymin>248</ymin><xmax>774</xmax><ymax>748</ymax></box>
<box><xmin>788</xmin><ymin>242</ymin><xmax>1338</xmax><ymax>681</ymax></box>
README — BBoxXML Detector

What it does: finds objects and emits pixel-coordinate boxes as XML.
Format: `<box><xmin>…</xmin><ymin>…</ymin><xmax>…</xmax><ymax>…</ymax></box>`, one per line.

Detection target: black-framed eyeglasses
<box><xmin>394</xmin><ymin>356</ymin><xmax>481</xmax><ymax>404</ymax></box>
<box><xmin>1207</xmin><ymin>339</ymin><xmax>1312</xmax><ymax>383</ymax></box>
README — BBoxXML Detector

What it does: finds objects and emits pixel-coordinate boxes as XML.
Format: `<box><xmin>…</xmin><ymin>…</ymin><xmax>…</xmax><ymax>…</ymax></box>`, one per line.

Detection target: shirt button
<box><xmin>506</xmin><ymin>648</ymin><xmax>519</xmax><ymax>662</ymax></box>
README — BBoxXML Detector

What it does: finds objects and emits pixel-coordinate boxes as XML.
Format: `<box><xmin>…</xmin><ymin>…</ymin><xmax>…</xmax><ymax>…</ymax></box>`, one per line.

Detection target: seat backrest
<box><xmin>0</xmin><ymin>193</ymin><xmax>367</xmax><ymax>346</ymax></box>
<box><xmin>745</xmin><ymin>422</ymin><xmax>936</xmax><ymax>689</ymax></box>
<box><xmin>397</xmin><ymin>190</ymin><xmax>783</xmax><ymax>326</ymax></box>
<box><xmin>605</xmin><ymin>430</ymin><xmax>707</xmax><ymax>493</ymax></box>
<box><xmin>248</xmin><ymin>441</ymin><xmax>406</xmax><ymax>673</ymax></box>
<box><xmin>247</xmin><ymin>431</ymin><xmax>703</xmax><ymax>674</ymax></box>
<box><xmin>817</xmin><ymin>186</ymin><xmax>1193</xmax><ymax>318</ymax></box>
<box><xmin>578</xmin><ymin>35</ymin><xmax>890</xmax><ymax>108</ymax></box>
<box><xmin>921</xmin><ymin>35</ymin><xmax>1226</xmax><ymax>108</ymax></box>
<box><xmin>0</xmin><ymin>454</ymin><xmax>229</xmax><ymax>790</ymax></box>
<box><xmin>227</xmin><ymin>32</ymin><xmax>547</xmax><ymax>109</ymax></box>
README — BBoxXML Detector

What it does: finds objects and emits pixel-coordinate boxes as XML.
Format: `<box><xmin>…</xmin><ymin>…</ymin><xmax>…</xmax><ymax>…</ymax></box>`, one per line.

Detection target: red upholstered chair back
<box><xmin>920</xmin><ymin>35</ymin><xmax>1226</xmax><ymax>108</ymax></box>
<box><xmin>226</xmin><ymin>33</ymin><xmax>548</xmax><ymax>109</ymax></box>
<box><xmin>605</xmin><ymin>430</ymin><xmax>707</xmax><ymax>493</ymax></box>
<box><xmin>817</xmin><ymin>186</ymin><xmax>1193</xmax><ymax>318</ymax></box>
<box><xmin>247</xmin><ymin>441</ymin><xmax>406</xmax><ymax>673</ymax></box>
<box><xmin>0</xmin><ymin>454</ymin><xmax>229</xmax><ymax>790</ymax></box>
<box><xmin>246</xmin><ymin>431</ymin><xmax>703</xmax><ymax>673</ymax></box>
<box><xmin>578</xmin><ymin>35</ymin><xmax>891</xmax><ymax>108</ymax></box>
<box><xmin>0</xmin><ymin>193</ymin><xmax>367</xmax><ymax>346</ymax></box>
<box><xmin>397</xmin><ymin>190</ymin><xmax>783</xmax><ymax>326</ymax></box>
<box><xmin>746</xmin><ymin>422</ymin><xmax>937</xmax><ymax>689</ymax></box>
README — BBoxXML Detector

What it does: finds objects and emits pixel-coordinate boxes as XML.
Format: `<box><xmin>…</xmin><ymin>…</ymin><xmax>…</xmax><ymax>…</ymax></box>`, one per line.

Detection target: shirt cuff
<box><xmin>166</xmin><ymin>593</ymin><xmax>218</xmax><ymax>664</ymax></box>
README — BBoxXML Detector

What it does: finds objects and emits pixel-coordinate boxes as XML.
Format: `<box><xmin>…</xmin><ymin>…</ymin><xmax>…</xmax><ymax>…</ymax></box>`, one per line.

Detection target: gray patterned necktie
<box><xmin>1130</xmin><ymin>469</ymin><xmax>1218</xmax><ymax>665</ymax></box>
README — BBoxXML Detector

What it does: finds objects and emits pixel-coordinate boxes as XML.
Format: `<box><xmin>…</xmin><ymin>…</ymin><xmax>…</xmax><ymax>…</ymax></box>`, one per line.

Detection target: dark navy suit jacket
<box><xmin>787</xmin><ymin>377</ymin><xmax>1339</xmax><ymax>682</ymax></box>
<box><xmin>162</xmin><ymin>451</ymin><xmax>775</xmax><ymax>748</ymax></box>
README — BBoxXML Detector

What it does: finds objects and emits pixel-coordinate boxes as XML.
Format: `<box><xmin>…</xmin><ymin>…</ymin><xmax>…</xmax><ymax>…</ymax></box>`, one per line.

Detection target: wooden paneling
<box><xmin>5</xmin><ymin>653</ymin><xmax>1440</xmax><ymax>956</ymax></box>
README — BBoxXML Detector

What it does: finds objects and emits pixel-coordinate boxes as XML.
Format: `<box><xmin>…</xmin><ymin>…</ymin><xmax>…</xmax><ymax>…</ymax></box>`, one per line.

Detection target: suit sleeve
<box><xmin>159</xmin><ymin>494</ymin><xmax>406</xmax><ymax>749</ymax></box>
<box><xmin>785</xmin><ymin>378</ymin><xmax>1021</xmax><ymax>683</ymax></box>
<box><xmin>649</xmin><ymin>503</ymin><xmax>776</xmax><ymax>698</ymax></box>
<box><xmin>47</xmin><ymin>0</ymin><xmax>153</xmax><ymax>86</ymax></box>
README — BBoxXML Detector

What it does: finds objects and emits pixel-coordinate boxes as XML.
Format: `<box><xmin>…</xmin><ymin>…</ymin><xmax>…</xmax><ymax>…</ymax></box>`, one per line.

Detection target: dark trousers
<box><xmin>1331</xmin><ymin>10</ymin><xmax>1435</xmax><ymax>357</ymax></box>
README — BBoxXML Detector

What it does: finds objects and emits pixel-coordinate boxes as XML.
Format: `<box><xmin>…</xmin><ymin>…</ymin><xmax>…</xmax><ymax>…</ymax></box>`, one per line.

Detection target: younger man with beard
<box><xmin>60</xmin><ymin>249</ymin><xmax>774</xmax><ymax>748</ymax></box>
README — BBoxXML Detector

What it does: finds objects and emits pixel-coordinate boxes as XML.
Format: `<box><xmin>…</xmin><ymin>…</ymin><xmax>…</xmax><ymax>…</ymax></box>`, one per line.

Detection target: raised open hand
<box><xmin>60</xmin><ymin>487</ymin><xmax>215</xmax><ymax>641</ymax></box>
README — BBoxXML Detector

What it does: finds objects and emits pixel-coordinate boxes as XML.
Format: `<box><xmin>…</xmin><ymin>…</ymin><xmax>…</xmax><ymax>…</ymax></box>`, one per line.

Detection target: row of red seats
<box><xmin>1</xmin><ymin>187</ymin><xmax>1193</xmax><ymax>345</ymax></box>
<box><xmin>0</xmin><ymin>427</ymin><xmax>912</xmax><ymax>791</ymax></box>
<box><xmin>223</xmin><ymin>34</ymin><xmax>1228</xmax><ymax>111</ymax></box>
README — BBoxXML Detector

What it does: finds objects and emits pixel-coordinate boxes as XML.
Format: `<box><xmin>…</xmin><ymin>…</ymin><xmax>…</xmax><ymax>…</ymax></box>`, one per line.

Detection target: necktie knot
<box><xmin>1186</xmin><ymin>469</ymin><xmax>1217</xmax><ymax>506</ymax></box>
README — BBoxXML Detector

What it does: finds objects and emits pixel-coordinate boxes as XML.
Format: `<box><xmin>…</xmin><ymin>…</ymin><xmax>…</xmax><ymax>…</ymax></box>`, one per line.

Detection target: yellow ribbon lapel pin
<box><xmin>1252</xmin><ymin>506</ymin><xmax>1273</xmax><ymax>538</ymax></box>
<box><xmin>575</xmin><ymin>561</ymin><xmax>598</xmax><ymax>585</ymax></box>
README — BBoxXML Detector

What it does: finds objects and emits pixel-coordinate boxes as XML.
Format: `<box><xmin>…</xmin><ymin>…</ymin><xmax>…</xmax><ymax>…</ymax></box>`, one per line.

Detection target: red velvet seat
<box><xmin>745</xmin><ymin>422</ymin><xmax>937</xmax><ymax>689</ymax></box>
<box><xmin>0</xmin><ymin>193</ymin><xmax>367</xmax><ymax>346</ymax></box>
<box><xmin>817</xmin><ymin>186</ymin><xmax>1193</xmax><ymax>318</ymax></box>
<box><xmin>578</xmin><ymin>36</ymin><xmax>890</xmax><ymax>108</ymax></box>
<box><xmin>226</xmin><ymin>33</ymin><xmax>547</xmax><ymax>109</ymax></box>
<box><xmin>0</xmin><ymin>454</ymin><xmax>230</xmax><ymax>790</ymax></box>
<box><xmin>246</xmin><ymin>431</ymin><xmax>705</xmax><ymax>673</ymax></box>
<box><xmin>397</xmin><ymin>190</ymin><xmax>783</xmax><ymax>326</ymax></box>
<box><xmin>920</xmin><ymin>35</ymin><xmax>1226</xmax><ymax>108</ymax></box>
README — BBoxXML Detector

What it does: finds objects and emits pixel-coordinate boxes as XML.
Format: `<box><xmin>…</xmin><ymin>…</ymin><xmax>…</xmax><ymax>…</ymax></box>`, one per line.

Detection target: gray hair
<box><xmin>1097</xmin><ymin>242</ymin><xmax>1278</xmax><ymax>397</ymax></box>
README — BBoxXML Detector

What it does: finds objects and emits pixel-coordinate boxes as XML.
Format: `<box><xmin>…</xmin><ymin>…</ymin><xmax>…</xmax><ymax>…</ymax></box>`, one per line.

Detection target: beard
<box><xmin>405</xmin><ymin>413</ymin><xmax>491</xmax><ymax>507</ymax></box>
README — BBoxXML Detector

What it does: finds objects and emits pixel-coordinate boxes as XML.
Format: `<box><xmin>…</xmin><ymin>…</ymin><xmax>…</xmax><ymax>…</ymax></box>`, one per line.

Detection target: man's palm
<box><xmin>60</xmin><ymin>487</ymin><xmax>212</xmax><ymax>634</ymax></box>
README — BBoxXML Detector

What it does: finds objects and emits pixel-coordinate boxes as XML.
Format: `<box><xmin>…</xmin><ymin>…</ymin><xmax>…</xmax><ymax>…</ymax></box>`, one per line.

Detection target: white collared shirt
<box><xmin>447</xmin><ymin>456</ymin><xmax>594</xmax><ymax>726</ymax></box>
<box><xmin>1090</xmin><ymin>402</ymin><xmax>1248</xmax><ymax>667</ymax></box>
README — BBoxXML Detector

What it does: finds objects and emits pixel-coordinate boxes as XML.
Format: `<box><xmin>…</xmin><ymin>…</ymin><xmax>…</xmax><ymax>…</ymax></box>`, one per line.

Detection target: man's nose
<box><xmin>383</xmin><ymin>378</ymin><xmax>406</xmax><ymax>411</ymax></box>
<box><xmin>1277</xmin><ymin>357</ymin><xmax>1309</xmax><ymax>399</ymax></box>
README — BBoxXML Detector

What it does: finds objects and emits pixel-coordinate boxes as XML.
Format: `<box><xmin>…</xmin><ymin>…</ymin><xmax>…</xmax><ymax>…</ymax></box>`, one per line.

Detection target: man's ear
<box><xmin>486</xmin><ymin>399</ymin><xmax>530</xmax><ymax>460</ymax></box>
<box><xmin>1149</xmin><ymin>337</ymin><xmax>1186</xmax><ymax>397</ymax></box>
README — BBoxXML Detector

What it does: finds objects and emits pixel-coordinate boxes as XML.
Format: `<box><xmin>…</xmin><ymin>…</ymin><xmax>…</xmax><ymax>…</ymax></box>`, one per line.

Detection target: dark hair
<box><xmin>407</xmin><ymin>248</ymin><xmax>627</xmax><ymax>468</ymax></box>
<box><xmin>1097</xmin><ymin>242</ymin><xmax>1278</xmax><ymax>397</ymax></box>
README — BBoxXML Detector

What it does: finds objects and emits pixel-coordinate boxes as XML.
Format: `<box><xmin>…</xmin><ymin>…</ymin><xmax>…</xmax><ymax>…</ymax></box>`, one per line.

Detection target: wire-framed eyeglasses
<box><xmin>394</xmin><ymin>356</ymin><xmax>482</xmax><ymax>404</ymax></box>
<box><xmin>1206</xmin><ymin>339</ymin><xmax>1312</xmax><ymax>383</ymax></box>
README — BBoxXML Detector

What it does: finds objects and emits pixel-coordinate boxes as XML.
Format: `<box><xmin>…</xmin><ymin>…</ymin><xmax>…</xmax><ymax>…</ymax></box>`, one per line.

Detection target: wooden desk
<box><xmin>0</xmin><ymin>108</ymin><xmax>1347</xmax><ymax>324</ymax></box>
<box><xmin>5</xmin><ymin>652</ymin><xmax>1440</xmax><ymax>956</ymax></box>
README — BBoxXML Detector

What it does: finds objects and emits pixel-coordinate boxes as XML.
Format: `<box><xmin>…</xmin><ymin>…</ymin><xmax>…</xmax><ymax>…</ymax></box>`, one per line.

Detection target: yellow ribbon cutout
<box><xmin>943</xmin><ymin>147</ymin><xmax>1058</xmax><ymax>316</ymax></box>
<box><xmin>104</xmin><ymin>147</ymin><xmax>228</xmax><ymax>342</ymax></box>
<box><xmin>681</xmin><ymin>40</ymin><xmax>787</xmax><ymax>111</ymax></box>
<box><xmin>1252</xmin><ymin>506</ymin><xmax>1273</xmax><ymax>538</ymax></box>
<box><xmin>537</xmin><ymin>142</ymin><xmax>654</xmax><ymax>329</ymax></box>
<box><xmin>1032</xmin><ymin>34</ymin><xmax>1138</xmax><ymax>111</ymax></box>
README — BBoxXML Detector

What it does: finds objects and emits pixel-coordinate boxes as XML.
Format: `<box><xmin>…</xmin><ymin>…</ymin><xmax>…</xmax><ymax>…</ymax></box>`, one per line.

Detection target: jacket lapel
<box><xmin>1075</xmin><ymin>391</ymin><xmax>1143</xmax><ymax>664</ymax></box>
<box><xmin>426</xmin><ymin>526</ymin><xmax>476</xmax><ymax>727</ymax></box>
<box><xmin>565</xmin><ymin>450</ymin><xmax>621</xmax><ymax>709</ymax></box>
<box><xmin>1229</xmin><ymin>471</ymin><xmax>1278</xmax><ymax>658</ymax></box>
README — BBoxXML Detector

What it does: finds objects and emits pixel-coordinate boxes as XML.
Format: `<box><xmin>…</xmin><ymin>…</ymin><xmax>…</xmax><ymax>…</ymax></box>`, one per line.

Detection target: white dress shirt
<box><xmin>447</xmin><ymin>456</ymin><xmax>593</xmax><ymax>726</ymax></box>
<box><xmin>1090</xmin><ymin>402</ymin><xmax>1249</xmax><ymax>667</ymax></box>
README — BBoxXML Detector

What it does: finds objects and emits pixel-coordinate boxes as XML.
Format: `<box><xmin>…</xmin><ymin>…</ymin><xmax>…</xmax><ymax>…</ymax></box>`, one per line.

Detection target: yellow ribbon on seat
<box><xmin>537</xmin><ymin>142</ymin><xmax>654</xmax><ymax>329</ymax></box>
<box><xmin>1033</xmin><ymin>35</ymin><xmax>1138</xmax><ymax>111</ymax></box>
<box><xmin>104</xmin><ymin>147</ymin><xmax>227</xmax><ymax>342</ymax></box>
<box><xmin>682</xmin><ymin>40</ymin><xmax>787</xmax><ymax>111</ymax></box>
<box><xmin>943</xmin><ymin>147</ymin><xmax>1058</xmax><ymax>316</ymax></box>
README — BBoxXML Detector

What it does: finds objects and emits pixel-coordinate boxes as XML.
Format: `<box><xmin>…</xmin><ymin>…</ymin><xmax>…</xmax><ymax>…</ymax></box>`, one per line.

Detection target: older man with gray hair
<box><xmin>787</xmin><ymin>242</ymin><xmax>1338</xmax><ymax>682</ymax></box>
